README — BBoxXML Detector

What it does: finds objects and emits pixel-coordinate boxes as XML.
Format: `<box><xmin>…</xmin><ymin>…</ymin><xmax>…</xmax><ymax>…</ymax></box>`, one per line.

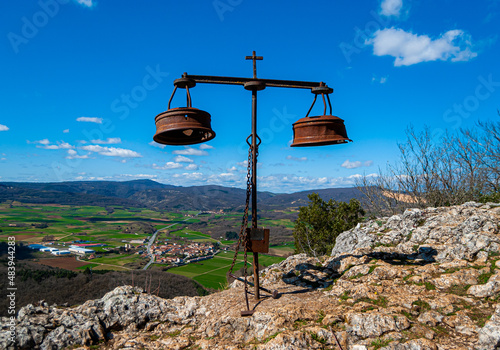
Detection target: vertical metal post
<box><xmin>251</xmin><ymin>88</ymin><xmax>260</xmax><ymax>301</ymax></box>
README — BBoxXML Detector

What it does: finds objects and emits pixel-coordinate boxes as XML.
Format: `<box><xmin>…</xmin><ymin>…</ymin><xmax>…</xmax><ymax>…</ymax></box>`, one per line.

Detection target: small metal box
<box><xmin>246</xmin><ymin>228</ymin><xmax>269</xmax><ymax>253</ymax></box>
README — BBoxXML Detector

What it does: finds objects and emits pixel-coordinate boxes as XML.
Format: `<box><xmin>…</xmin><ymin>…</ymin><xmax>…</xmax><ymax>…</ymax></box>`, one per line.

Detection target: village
<box><xmin>147</xmin><ymin>241</ymin><xmax>219</xmax><ymax>266</ymax></box>
<box><xmin>27</xmin><ymin>235</ymin><xmax>222</xmax><ymax>268</ymax></box>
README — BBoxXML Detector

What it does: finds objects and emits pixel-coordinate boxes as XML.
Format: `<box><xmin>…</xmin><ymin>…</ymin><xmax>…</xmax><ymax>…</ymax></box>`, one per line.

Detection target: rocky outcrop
<box><xmin>2</xmin><ymin>202</ymin><xmax>500</xmax><ymax>349</ymax></box>
<box><xmin>331</xmin><ymin>202</ymin><xmax>500</xmax><ymax>262</ymax></box>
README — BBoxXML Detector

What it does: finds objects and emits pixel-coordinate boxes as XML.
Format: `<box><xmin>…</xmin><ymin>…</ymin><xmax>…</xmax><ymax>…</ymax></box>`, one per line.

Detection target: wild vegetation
<box><xmin>357</xmin><ymin>118</ymin><xmax>500</xmax><ymax>215</ymax></box>
<box><xmin>292</xmin><ymin>193</ymin><xmax>365</xmax><ymax>257</ymax></box>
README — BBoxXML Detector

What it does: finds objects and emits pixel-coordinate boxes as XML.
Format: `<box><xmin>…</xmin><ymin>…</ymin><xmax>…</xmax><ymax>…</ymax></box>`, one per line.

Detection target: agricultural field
<box><xmin>32</xmin><ymin>257</ymin><xmax>90</xmax><ymax>271</ymax></box>
<box><xmin>268</xmin><ymin>242</ymin><xmax>295</xmax><ymax>256</ymax></box>
<box><xmin>0</xmin><ymin>202</ymin><xmax>292</xmax><ymax>287</ymax></box>
<box><xmin>167</xmin><ymin>252</ymin><xmax>285</xmax><ymax>290</ymax></box>
<box><xmin>0</xmin><ymin>202</ymin><xmax>185</xmax><ymax>270</ymax></box>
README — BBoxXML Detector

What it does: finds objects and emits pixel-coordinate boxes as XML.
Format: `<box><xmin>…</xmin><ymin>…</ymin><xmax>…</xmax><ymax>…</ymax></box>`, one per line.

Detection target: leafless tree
<box><xmin>357</xmin><ymin>116</ymin><xmax>500</xmax><ymax>215</ymax></box>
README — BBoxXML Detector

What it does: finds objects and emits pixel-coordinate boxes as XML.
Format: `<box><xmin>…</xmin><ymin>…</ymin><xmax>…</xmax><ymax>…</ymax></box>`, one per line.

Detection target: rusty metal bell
<box><xmin>291</xmin><ymin>84</ymin><xmax>351</xmax><ymax>147</ymax></box>
<box><xmin>291</xmin><ymin>115</ymin><xmax>351</xmax><ymax>147</ymax></box>
<box><xmin>153</xmin><ymin>78</ymin><xmax>216</xmax><ymax>145</ymax></box>
<box><xmin>154</xmin><ymin>107</ymin><xmax>215</xmax><ymax>145</ymax></box>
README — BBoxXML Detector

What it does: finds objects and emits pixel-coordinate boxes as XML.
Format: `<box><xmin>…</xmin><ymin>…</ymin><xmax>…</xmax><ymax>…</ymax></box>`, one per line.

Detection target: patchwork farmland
<box><xmin>0</xmin><ymin>202</ymin><xmax>290</xmax><ymax>289</ymax></box>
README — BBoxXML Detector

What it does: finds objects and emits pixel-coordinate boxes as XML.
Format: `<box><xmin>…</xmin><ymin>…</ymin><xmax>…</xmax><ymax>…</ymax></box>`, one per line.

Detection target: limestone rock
<box><xmin>332</xmin><ymin>202</ymin><xmax>500</xmax><ymax>262</ymax></box>
<box><xmin>468</xmin><ymin>272</ymin><xmax>500</xmax><ymax>298</ymax></box>
<box><xmin>477</xmin><ymin>304</ymin><xmax>500</xmax><ymax>350</ymax></box>
<box><xmin>2</xmin><ymin>202</ymin><xmax>500</xmax><ymax>350</ymax></box>
<box><xmin>346</xmin><ymin>312</ymin><xmax>410</xmax><ymax>337</ymax></box>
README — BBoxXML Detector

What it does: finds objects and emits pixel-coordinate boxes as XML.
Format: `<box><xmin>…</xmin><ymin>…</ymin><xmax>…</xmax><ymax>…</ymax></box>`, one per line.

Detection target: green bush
<box><xmin>293</xmin><ymin>193</ymin><xmax>364</xmax><ymax>257</ymax></box>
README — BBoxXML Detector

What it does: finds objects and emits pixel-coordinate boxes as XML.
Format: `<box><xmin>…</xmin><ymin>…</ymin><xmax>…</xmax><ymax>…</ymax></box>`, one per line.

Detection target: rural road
<box><xmin>143</xmin><ymin>213</ymin><xmax>200</xmax><ymax>270</ymax></box>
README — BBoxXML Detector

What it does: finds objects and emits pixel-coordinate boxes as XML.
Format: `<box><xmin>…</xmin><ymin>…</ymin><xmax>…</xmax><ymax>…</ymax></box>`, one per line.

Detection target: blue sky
<box><xmin>0</xmin><ymin>0</ymin><xmax>499</xmax><ymax>193</ymax></box>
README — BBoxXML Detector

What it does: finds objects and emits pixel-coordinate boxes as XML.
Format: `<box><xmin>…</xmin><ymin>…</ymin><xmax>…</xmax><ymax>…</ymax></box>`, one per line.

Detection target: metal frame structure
<box><xmin>154</xmin><ymin>51</ymin><xmax>350</xmax><ymax>315</ymax></box>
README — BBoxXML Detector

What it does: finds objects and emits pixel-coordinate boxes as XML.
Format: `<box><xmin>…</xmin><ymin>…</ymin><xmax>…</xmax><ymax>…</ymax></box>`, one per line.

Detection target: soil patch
<box><xmin>34</xmin><ymin>257</ymin><xmax>90</xmax><ymax>271</ymax></box>
<box><xmin>0</xmin><ymin>234</ymin><xmax>40</xmax><ymax>241</ymax></box>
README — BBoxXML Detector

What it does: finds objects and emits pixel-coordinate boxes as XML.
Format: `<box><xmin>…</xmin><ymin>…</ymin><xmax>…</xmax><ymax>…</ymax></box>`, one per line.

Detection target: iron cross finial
<box><xmin>245</xmin><ymin>50</ymin><xmax>263</xmax><ymax>79</ymax></box>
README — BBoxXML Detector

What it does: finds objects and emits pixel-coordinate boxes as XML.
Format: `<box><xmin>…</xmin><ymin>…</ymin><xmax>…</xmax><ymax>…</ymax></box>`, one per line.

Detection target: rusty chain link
<box><xmin>228</xmin><ymin>135</ymin><xmax>258</xmax><ymax>312</ymax></box>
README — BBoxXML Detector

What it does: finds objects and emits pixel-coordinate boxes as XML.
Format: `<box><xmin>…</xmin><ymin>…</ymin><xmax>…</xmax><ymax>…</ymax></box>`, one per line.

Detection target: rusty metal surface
<box><xmin>244</xmin><ymin>80</ymin><xmax>266</xmax><ymax>91</ymax></box>
<box><xmin>153</xmin><ymin>107</ymin><xmax>215</xmax><ymax>145</ymax></box>
<box><xmin>173</xmin><ymin>77</ymin><xmax>196</xmax><ymax>89</ymax></box>
<box><xmin>240</xmin><ymin>310</ymin><xmax>255</xmax><ymax>317</ymax></box>
<box><xmin>246</xmin><ymin>228</ymin><xmax>269</xmax><ymax>253</ymax></box>
<box><xmin>291</xmin><ymin>115</ymin><xmax>351</xmax><ymax>147</ymax></box>
<box><xmin>182</xmin><ymin>73</ymin><xmax>328</xmax><ymax>90</ymax></box>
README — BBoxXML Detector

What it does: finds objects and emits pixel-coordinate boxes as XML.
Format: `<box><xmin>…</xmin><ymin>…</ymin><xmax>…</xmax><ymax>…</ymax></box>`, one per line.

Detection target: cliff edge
<box><xmin>2</xmin><ymin>202</ymin><xmax>500</xmax><ymax>350</ymax></box>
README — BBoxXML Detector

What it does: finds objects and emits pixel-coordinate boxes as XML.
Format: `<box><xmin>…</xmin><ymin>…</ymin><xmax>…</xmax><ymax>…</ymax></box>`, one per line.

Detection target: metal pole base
<box><xmin>241</xmin><ymin>310</ymin><xmax>255</xmax><ymax>317</ymax></box>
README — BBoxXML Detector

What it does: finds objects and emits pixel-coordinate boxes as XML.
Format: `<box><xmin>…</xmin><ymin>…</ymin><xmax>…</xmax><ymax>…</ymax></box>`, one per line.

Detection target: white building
<box><xmin>52</xmin><ymin>250</ymin><xmax>71</xmax><ymax>256</ymax></box>
<box><xmin>68</xmin><ymin>246</ymin><xmax>95</xmax><ymax>255</ymax></box>
<box><xmin>40</xmin><ymin>247</ymin><xmax>59</xmax><ymax>253</ymax></box>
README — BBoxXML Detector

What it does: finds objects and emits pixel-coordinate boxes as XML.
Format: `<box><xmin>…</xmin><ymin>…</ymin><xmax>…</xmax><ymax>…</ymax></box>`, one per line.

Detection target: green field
<box><xmin>0</xmin><ymin>202</ymin><xmax>173</xmax><ymax>241</ymax></box>
<box><xmin>0</xmin><ymin>203</ymin><xmax>292</xmax><ymax>289</ymax></box>
<box><xmin>167</xmin><ymin>252</ymin><xmax>285</xmax><ymax>289</ymax></box>
<box><xmin>259</xmin><ymin>218</ymin><xmax>295</xmax><ymax>228</ymax></box>
<box><xmin>169</xmin><ymin>229</ymin><xmax>217</xmax><ymax>242</ymax></box>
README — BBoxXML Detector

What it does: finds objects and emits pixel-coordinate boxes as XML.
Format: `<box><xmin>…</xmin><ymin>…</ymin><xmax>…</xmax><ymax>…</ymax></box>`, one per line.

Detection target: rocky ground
<box><xmin>2</xmin><ymin>201</ymin><xmax>500</xmax><ymax>349</ymax></box>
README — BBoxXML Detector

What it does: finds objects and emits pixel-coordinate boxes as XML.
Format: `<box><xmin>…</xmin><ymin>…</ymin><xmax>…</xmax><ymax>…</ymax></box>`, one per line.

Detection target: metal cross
<box><xmin>245</xmin><ymin>51</ymin><xmax>263</xmax><ymax>79</ymax></box>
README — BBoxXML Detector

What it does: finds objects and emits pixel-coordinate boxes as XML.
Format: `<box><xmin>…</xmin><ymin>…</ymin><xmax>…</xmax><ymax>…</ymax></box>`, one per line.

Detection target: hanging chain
<box><xmin>228</xmin><ymin>140</ymin><xmax>253</xmax><ymax>275</ymax></box>
<box><xmin>228</xmin><ymin>135</ymin><xmax>259</xmax><ymax>311</ymax></box>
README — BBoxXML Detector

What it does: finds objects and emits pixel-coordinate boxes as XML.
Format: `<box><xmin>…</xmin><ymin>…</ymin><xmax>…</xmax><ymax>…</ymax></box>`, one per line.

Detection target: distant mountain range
<box><xmin>0</xmin><ymin>180</ymin><xmax>365</xmax><ymax>211</ymax></box>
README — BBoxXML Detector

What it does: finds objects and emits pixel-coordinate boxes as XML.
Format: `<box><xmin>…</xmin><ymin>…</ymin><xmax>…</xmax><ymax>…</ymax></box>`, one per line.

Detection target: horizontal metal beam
<box><xmin>182</xmin><ymin>73</ymin><xmax>326</xmax><ymax>90</ymax></box>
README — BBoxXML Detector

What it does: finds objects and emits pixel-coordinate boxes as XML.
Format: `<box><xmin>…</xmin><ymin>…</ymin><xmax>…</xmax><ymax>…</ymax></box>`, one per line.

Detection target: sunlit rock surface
<box><xmin>2</xmin><ymin>202</ymin><xmax>500</xmax><ymax>349</ymax></box>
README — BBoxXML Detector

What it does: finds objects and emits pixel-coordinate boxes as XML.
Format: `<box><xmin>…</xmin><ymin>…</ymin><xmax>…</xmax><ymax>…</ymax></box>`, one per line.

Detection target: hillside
<box><xmin>3</xmin><ymin>201</ymin><xmax>500</xmax><ymax>349</ymax></box>
<box><xmin>0</xmin><ymin>180</ymin><xmax>362</xmax><ymax>211</ymax></box>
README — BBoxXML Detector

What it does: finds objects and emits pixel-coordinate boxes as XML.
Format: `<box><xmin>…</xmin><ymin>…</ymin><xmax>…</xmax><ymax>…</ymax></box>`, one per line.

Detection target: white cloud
<box><xmin>199</xmin><ymin>144</ymin><xmax>214</xmax><ymax>150</ymax></box>
<box><xmin>90</xmin><ymin>138</ymin><xmax>121</xmax><ymax>144</ymax></box>
<box><xmin>29</xmin><ymin>139</ymin><xmax>50</xmax><ymax>145</ymax></box>
<box><xmin>342</xmin><ymin>160</ymin><xmax>362</xmax><ymax>169</ymax></box>
<box><xmin>184</xmin><ymin>164</ymin><xmax>199</xmax><ymax>171</ymax></box>
<box><xmin>76</xmin><ymin>117</ymin><xmax>103</xmax><ymax>124</ymax></box>
<box><xmin>80</xmin><ymin>145</ymin><xmax>142</xmax><ymax>158</ymax></box>
<box><xmin>41</xmin><ymin>142</ymin><xmax>73</xmax><ymax>150</ymax></box>
<box><xmin>174</xmin><ymin>155</ymin><xmax>194</xmax><ymax>163</ymax></box>
<box><xmin>160</xmin><ymin>169</ymin><xmax>380</xmax><ymax>193</ymax></box>
<box><xmin>286</xmin><ymin>155</ymin><xmax>308</xmax><ymax>162</ymax></box>
<box><xmin>367</xmin><ymin>28</ymin><xmax>477</xmax><ymax>66</ymax></box>
<box><xmin>380</xmin><ymin>0</ymin><xmax>403</xmax><ymax>17</ymax></box>
<box><xmin>341</xmin><ymin>159</ymin><xmax>373</xmax><ymax>169</ymax></box>
<box><xmin>63</xmin><ymin>129</ymin><xmax>69</xmax><ymax>133</ymax></box>
<box><xmin>149</xmin><ymin>141</ymin><xmax>166</xmax><ymax>149</ymax></box>
<box><xmin>66</xmin><ymin>149</ymin><xmax>89</xmax><ymax>159</ymax></box>
<box><xmin>152</xmin><ymin>162</ymin><xmax>183</xmax><ymax>170</ymax></box>
<box><xmin>172</xmin><ymin>146</ymin><xmax>208</xmax><ymax>156</ymax></box>
<box><xmin>227</xmin><ymin>166</ymin><xmax>237</xmax><ymax>172</ymax></box>
<box><xmin>256</xmin><ymin>174</ymin><xmax>348</xmax><ymax>192</ymax></box>
<box><xmin>119</xmin><ymin>174</ymin><xmax>158</xmax><ymax>180</ymax></box>
<box><xmin>0</xmin><ymin>124</ymin><xmax>9</xmax><ymax>131</ymax></box>
<box><xmin>30</xmin><ymin>140</ymin><xmax>74</xmax><ymax>150</ymax></box>
<box><xmin>172</xmin><ymin>172</ymin><xmax>204</xmax><ymax>181</ymax></box>
<box><xmin>75</xmin><ymin>0</ymin><xmax>95</xmax><ymax>8</ymax></box>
